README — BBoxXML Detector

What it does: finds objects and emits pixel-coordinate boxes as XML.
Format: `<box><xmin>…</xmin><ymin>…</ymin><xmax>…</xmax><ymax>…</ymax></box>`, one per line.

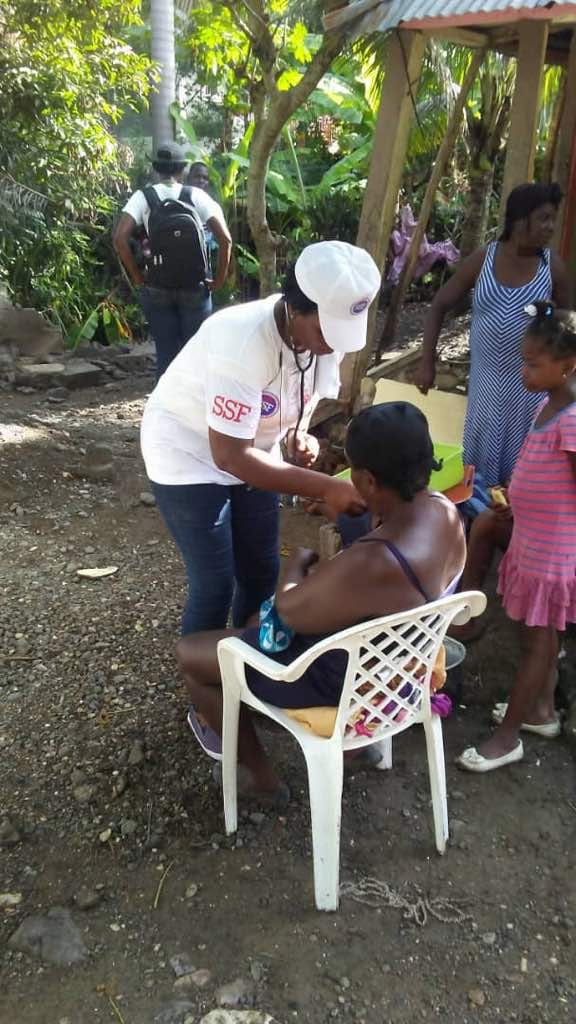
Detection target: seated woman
<box><xmin>177</xmin><ymin>402</ymin><xmax>467</xmax><ymax>798</ymax></box>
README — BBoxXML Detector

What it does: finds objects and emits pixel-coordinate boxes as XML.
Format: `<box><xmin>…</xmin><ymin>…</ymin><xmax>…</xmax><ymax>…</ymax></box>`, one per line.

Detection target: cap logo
<box><xmin>350</xmin><ymin>298</ymin><xmax>369</xmax><ymax>316</ymax></box>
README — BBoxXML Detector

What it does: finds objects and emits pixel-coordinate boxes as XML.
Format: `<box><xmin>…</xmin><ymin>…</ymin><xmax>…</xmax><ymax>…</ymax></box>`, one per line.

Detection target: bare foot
<box><xmin>213</xmin><ymin>763</ymin><xmax>289</xmax><ymax>804</ymax></box>
<box><xmin>477</xmin><ymin>730</ymin><xmax>521</xmax><ymax>759</ymax></box>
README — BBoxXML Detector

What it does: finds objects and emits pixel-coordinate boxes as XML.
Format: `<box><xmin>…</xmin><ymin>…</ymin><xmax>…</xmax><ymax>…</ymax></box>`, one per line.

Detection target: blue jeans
<box><xmin>138</xmin><ymin>285</ymin><xmax>212</xmax><ymax>377</ymax></box>
<box><xmin>152</xmin><ymin>482</ymin><xmax>280</xmax><ymax>635</ymax></box>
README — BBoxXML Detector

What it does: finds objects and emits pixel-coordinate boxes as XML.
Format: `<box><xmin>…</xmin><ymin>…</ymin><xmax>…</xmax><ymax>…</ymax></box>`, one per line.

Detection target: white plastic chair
<box><xmin>217</xmin><ymin>590</ymin><xmax>486</xmax><ymax>911</ymax></box>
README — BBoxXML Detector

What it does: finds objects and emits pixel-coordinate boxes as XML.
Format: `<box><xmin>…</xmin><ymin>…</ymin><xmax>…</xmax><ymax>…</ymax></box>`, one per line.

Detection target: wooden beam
<box><xmin>563</xmin><ymin>136</ymin><xmax>576</xmax><ymax>303</ymax></box>
<box><xmin>323</xmin><ymin>0</ymin><xmax>383</xmax><ymax>33</ymax></box>
<box><xmin>553</xmin><ymin>29</ymin><xmax>576</xmax><ymax>251</ymax></box>
<box><xmin>423</xmin><ymin>27</ymin><xmax>489</xmax><ymax>48</ymax></box>
<box><xmin>499</xmin><ymin>20</ymin><xmax>549</xmax><ymax>225</ymax></box>
<box><xmin>341</xmin><ymin>29</ymin><xmax>426</xmax><ymax>404</ymax></box>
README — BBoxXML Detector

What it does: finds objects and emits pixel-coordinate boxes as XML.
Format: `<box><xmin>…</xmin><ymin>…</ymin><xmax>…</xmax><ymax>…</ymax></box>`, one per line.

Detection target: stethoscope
<box><xmin>280</xmin><ymin>300</ymin><xmax>314</xmax><ymax>438</ymax></box>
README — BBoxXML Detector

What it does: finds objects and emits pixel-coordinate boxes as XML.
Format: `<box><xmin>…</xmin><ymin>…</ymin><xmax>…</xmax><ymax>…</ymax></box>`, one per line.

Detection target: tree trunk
<box><xmin>459</xmin><ymin>164</ymin><xmax>495</xmax><ymax>258</ymax></box>
<box><xmin>236</xmin><ymin>2</ymin><xmax>345</xmax><ymax>295</ymax></box>
<box><xmin>221</xmin><ymin>107</ymin><xmax>234</xmax><ymax>153</ymax></box>
<box><xmin>379</xmin><ymin>47</ymin><xmax>487</xmax><ymax>355</ymax></box>
<box><xmin>245</xmin><ymin>106</ymin><xmax>282</xmax><ymax>296</ymax></box>
<box><xmin>150</xmin><ymin>0</ymin><xmax>176</xmax><ymax>149</ymax></box>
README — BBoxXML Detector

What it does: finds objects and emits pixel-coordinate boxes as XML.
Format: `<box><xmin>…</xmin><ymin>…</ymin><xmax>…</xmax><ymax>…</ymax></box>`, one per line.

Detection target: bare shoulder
<box><xmin>434</xmin><ymin>493</ymin><xmax>467</xmax><ymax>569</ymax></box>
<box><xmin>550</xmin><ymin>249</ymin><xmax>569</xmax><ymax>281</ymax></box>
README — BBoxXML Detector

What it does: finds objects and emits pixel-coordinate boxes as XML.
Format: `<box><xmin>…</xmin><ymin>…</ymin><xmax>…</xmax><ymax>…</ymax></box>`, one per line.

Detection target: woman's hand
<box><xmin>490</xmin><ymin>486</ymin><xmax>512</xmax><ymax>519</ymax></box>
<box><xmin>322</xmin><ymin>476</ymin><xmax>366</xmax><ymax>517</ymax></box>
<box><xmin>280</xmin><ymin>546</ymin><xmax>320</xmax><ymax>593</ymax></box>
<box><xmin>285</xmin><ymin>430</ymin><xmax>320</xmax><ymax>468</ymax></box>
<box><xmin>413</xmin><ymin>358</ymin><xmax>436</xmax><ymax>395</ymax></box>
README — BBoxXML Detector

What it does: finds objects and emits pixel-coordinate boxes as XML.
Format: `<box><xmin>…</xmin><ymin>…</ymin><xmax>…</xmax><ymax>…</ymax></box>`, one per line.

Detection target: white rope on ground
<box><xmin>340</xmin><ymin>877</ymin><xmax>473</xmax><ymax>927</ymax></box>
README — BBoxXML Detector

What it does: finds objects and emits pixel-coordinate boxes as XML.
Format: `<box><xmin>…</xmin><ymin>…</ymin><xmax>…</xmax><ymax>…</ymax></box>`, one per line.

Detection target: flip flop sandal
<box><xmin>187</xmin><ymin>707</ymin><xmax>222</xmax><ymax>761</ymax></box>
<box><xmin>211</xmin><ymin>763</ymin><xmax>290</xmax><ymax>808</ymax></box>
<box><xmin>491</xmin><ymin>703</ymin><xmax>561</xmax><ymax>737</ymax></box>
<box><xmin>456</xmin><ymin>741</ymin><xmax>524</xmax><ymax>773</ymax></box>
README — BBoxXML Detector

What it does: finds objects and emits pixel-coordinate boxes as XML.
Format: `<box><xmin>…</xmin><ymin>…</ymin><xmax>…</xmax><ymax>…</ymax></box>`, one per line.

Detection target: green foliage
<box><xmin>0</xmin><ymin>0</ymin><xmax>153</xmax><ymax>335</ymax></box>
<box><xmin>180</xmin><ymin>4</ymin><xmax>566</xmax><ymax>298</ymax></box>
<box><xmin>173</xmin><ymin>39</ymin><xmax>374</xmax><ymax>288</ymax></box>
<box><xmin>67</xmin><ymin>300</ymin><xmax>133</xmax><ymax>349</ymax></box>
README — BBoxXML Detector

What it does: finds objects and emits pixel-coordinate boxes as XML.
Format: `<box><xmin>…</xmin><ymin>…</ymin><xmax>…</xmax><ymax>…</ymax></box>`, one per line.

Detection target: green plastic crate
<box><xmin>429</xmin><ymin>442</ymin><xmax>464</xmax><ymax>492</ymax></box>
<box><xmin>336</xmin><ymin>441</ymin><xmax>464</xmax><ymax>493</ymax></box>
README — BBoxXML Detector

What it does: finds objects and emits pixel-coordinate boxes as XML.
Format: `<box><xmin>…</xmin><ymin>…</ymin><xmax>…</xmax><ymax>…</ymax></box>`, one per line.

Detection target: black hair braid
<box><xmin>526</xmin><ymin>301</ymin><xmax>576</xmax><ymax>357</ymax></box>
<box><xmin>282</xmin><ymin>263</ymin><xmax>318</xmax><ymax>315</ymax></box>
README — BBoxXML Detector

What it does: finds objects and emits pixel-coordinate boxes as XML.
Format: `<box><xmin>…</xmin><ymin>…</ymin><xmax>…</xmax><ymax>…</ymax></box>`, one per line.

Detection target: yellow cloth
<box><xmin>285</xmin><ymin>643</ymin><xmax>447</xmax><ymax>738</ymax></box>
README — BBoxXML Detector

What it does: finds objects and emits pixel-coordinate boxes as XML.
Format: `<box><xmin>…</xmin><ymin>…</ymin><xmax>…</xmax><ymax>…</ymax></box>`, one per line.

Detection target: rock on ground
<box><xmin>216</xmin><ymin>978</ymin><xmax>257</xmax><ymax>1009</ymax></box>
<box><xmin>153</xmin><ymin>1001</ymin><xmax>195</xmax><ymax>1024</ymax></box>
<box><xmin>200</xmin><ymin>1013</ymin><xmax>275</xmax><ymax>1024</ymax></box>
<box><xmin>8</xmin><ymin>907</ymin><xmax>88</xmax><ymax>965</ymax></box>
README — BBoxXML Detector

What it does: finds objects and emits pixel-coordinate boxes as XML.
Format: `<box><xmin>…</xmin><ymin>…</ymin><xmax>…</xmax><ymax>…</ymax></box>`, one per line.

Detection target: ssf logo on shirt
<box><xmin>261</xmin><ymin>392</ymin><xmax>279</xmax><ymax>418</ymax></box>
<box><xmin>212</xmin><ymin>395</ymin><xmax>252</xmax><ymax>423</ymax></box>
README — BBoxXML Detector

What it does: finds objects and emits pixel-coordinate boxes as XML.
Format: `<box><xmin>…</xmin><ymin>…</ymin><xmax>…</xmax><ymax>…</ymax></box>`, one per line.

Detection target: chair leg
<box><xmin>373</xmin><ymin>736</ymin><xmax>393</xmax><ymax>770</ymax></box>
<box><xmin>303</xmin><ymin>746</ymin><xmax>344</xmax><ymax>911</ymax></box>
<box><xmin>222</xmin><ymin>689</ymin><xmax>240</xmax><ymax>835</ymax></box>
<box><xmin>423</xmin><ymin>716</ymin><xmax>448</xmax><ymax>855</ymax></box>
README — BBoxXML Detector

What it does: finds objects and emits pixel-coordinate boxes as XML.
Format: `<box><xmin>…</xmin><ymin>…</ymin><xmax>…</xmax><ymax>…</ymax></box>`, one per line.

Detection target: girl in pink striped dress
<box><xmin>459</xmin><ymin>302</ymin><xmax>576</xmax><ymax>773</ymax></box>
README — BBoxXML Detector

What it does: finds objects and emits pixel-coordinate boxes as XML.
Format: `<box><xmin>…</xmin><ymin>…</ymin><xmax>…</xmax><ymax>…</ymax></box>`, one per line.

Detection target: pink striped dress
<box><xmin>498</xmin><ymin>399</ymin><xmax>576</xmax><ymax>630</ymax></box>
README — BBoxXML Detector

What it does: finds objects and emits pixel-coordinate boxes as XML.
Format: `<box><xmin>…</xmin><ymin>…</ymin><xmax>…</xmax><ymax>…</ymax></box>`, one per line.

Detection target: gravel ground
<box><xmin>1</xmin><ymin>366</ymin><xmax>575</xmax><ymax>1024</ymax></box>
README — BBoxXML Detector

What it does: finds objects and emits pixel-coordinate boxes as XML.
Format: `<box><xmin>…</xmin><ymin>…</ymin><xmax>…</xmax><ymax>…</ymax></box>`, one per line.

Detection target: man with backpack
<box><xmin>114</xmin><ymin>141</ymin><xmax>232</xmax><ymax>376</ymax></box>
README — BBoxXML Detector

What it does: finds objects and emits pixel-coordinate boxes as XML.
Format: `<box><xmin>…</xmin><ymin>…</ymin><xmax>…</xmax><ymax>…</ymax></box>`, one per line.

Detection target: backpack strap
<box><xmin>143</xmin><ymin>185</ymin><xmax>161</xmax><ymax>210</ymax></box>
<box><xmin>179</xmin><ymin>185</ymin><xmax>194</xmax><ymax>207</ymax></box>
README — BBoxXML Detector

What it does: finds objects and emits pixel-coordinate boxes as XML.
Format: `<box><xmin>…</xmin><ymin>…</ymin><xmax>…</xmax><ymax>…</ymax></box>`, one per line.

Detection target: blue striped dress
<box><xmin>463</xmin><ymin>241</ymin><xmax>552</xmax><ymax>487</ymax></box>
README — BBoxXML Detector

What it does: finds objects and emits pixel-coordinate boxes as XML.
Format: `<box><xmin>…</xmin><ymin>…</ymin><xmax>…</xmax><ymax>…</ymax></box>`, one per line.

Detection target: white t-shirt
<box><xmin>123</xmin><ymin>182</ymin><xmax>226</xmax><ymax>234</ymax></box>
<box><xmin>140</xmin><ymin>295</ymin><xmax>342</xmax><ymax>486</ymax></box>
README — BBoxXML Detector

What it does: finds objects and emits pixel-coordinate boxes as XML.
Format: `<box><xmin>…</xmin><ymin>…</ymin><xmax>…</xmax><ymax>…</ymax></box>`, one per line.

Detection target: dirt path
<box><xmin>1</xmin><ymin>378</ymin><xmax>575</xmax><ymax>1024</ymax></box>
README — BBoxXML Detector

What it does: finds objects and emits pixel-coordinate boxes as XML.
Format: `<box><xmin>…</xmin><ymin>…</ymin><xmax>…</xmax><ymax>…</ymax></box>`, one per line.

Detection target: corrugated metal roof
<box><xmin>380</xmin><ymin>0</ymin><xmax>571</xmax><ymax>30</ymax></box>
<box><xmin>327</xmin><ymin>0</ymin><xmax>576</xmax><ymax>35</ymax></box>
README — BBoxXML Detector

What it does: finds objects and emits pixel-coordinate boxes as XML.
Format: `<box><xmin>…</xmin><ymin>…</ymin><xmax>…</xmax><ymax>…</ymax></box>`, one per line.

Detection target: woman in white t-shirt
<box><xmin>141</xmin><ymin>240</ymin><xmax>381</xmax><ymax>641</ymax></box>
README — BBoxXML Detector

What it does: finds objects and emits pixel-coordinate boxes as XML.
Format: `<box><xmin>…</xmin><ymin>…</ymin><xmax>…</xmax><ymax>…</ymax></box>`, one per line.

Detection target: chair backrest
<box><xmin>304</xmin><ymin>592</ymin><xmax>485</xmax><ymax>746</ymax></box>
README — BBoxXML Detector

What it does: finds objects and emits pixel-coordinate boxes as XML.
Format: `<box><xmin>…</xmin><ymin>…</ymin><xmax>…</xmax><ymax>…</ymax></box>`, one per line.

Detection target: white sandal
<box><xmin>491</xmin><ymin>703</ymin><xmax>561</xmax><ymax>737</ymax></box>
<box><xmin>456</xmin><ymin>741</ymin><xmax>524</xmax><ymax>773</ymax></box>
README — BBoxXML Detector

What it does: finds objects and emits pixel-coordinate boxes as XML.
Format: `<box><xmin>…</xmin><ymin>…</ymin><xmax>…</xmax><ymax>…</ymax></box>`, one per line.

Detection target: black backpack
<box><xmin>143</xmin><ymin>185</ymin><xmax>209</xmax><ymax>290</ymax></box>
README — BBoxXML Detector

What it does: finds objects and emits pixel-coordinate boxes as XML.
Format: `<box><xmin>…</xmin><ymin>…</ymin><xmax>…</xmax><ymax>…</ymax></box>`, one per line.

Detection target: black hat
<box><xmin>151</xmin><ymin>141</ymin><xmax>188</xmax><ymax>165</ymax></box>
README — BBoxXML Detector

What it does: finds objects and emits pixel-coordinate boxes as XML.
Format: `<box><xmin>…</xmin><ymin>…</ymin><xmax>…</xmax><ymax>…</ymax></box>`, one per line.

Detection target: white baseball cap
<box><xmin>295</xmin><ymin>240</ymin><xmax>381</xmax><ymax>353</ymax></box>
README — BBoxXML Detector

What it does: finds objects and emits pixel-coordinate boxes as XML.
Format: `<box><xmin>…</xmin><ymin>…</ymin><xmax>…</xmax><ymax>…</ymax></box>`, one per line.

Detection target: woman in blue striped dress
<box><xmin>415</xmin><ymin>183</ymin><xmax>570</xmax><ymax>486</ymax></box>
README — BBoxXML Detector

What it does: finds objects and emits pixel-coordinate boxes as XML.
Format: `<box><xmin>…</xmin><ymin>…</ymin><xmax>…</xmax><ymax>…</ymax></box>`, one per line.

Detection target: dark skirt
<box><xmin>241</xmin><ymin>627</ymin><xmax>348</xmax><ymax>708</ymax></box>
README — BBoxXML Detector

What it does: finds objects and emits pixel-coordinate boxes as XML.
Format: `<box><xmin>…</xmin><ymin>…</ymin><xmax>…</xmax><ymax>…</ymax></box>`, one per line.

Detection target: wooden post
<box><xmin>499</xmin><ymin>20</ymin><xmax>549</xmax><ymax>225</ymax></box>
<box><xmin>380</xmin><ymin>47</ymin><xmax>487</xmax><ymax>354</ymax></box>
<box><xmin>553</xmin><ymin>29</ymin><xmax>576</xmax><ymax>252</ymax></box>
<box><xmin>561</xmin><ymin>132</ymin><xmax>576</xmax><ymax>304</ymax></box>
<box><xmin>341</xmin><ymin>29</ymin><xmax>426</xmax><ymax>403</ymax></box>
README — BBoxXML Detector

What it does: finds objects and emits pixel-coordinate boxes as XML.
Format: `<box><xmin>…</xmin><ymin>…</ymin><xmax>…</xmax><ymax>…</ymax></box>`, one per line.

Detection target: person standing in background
<box><xmin>458</xmin><ymin>303</ymin><xmax>576</xmax><ymax>772</ymax></box>
<box><xmin>187</xmin><ymin>161</ymin><xmax>210</xmax><ymax>191</ymax></box>
<box><xmin>114</xmin><ymin>142</ymin><xmax>232</xmax><ymax>376</ymax></box>
<box><xmin>415</xmin><ymin>183</ymin><xmax>570</xmax><ymax>487</ymax></box>
<box><xmin>187</xmin><ymin>161</ymin><xmax>219</xmax><ymax>278</ymax></box>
